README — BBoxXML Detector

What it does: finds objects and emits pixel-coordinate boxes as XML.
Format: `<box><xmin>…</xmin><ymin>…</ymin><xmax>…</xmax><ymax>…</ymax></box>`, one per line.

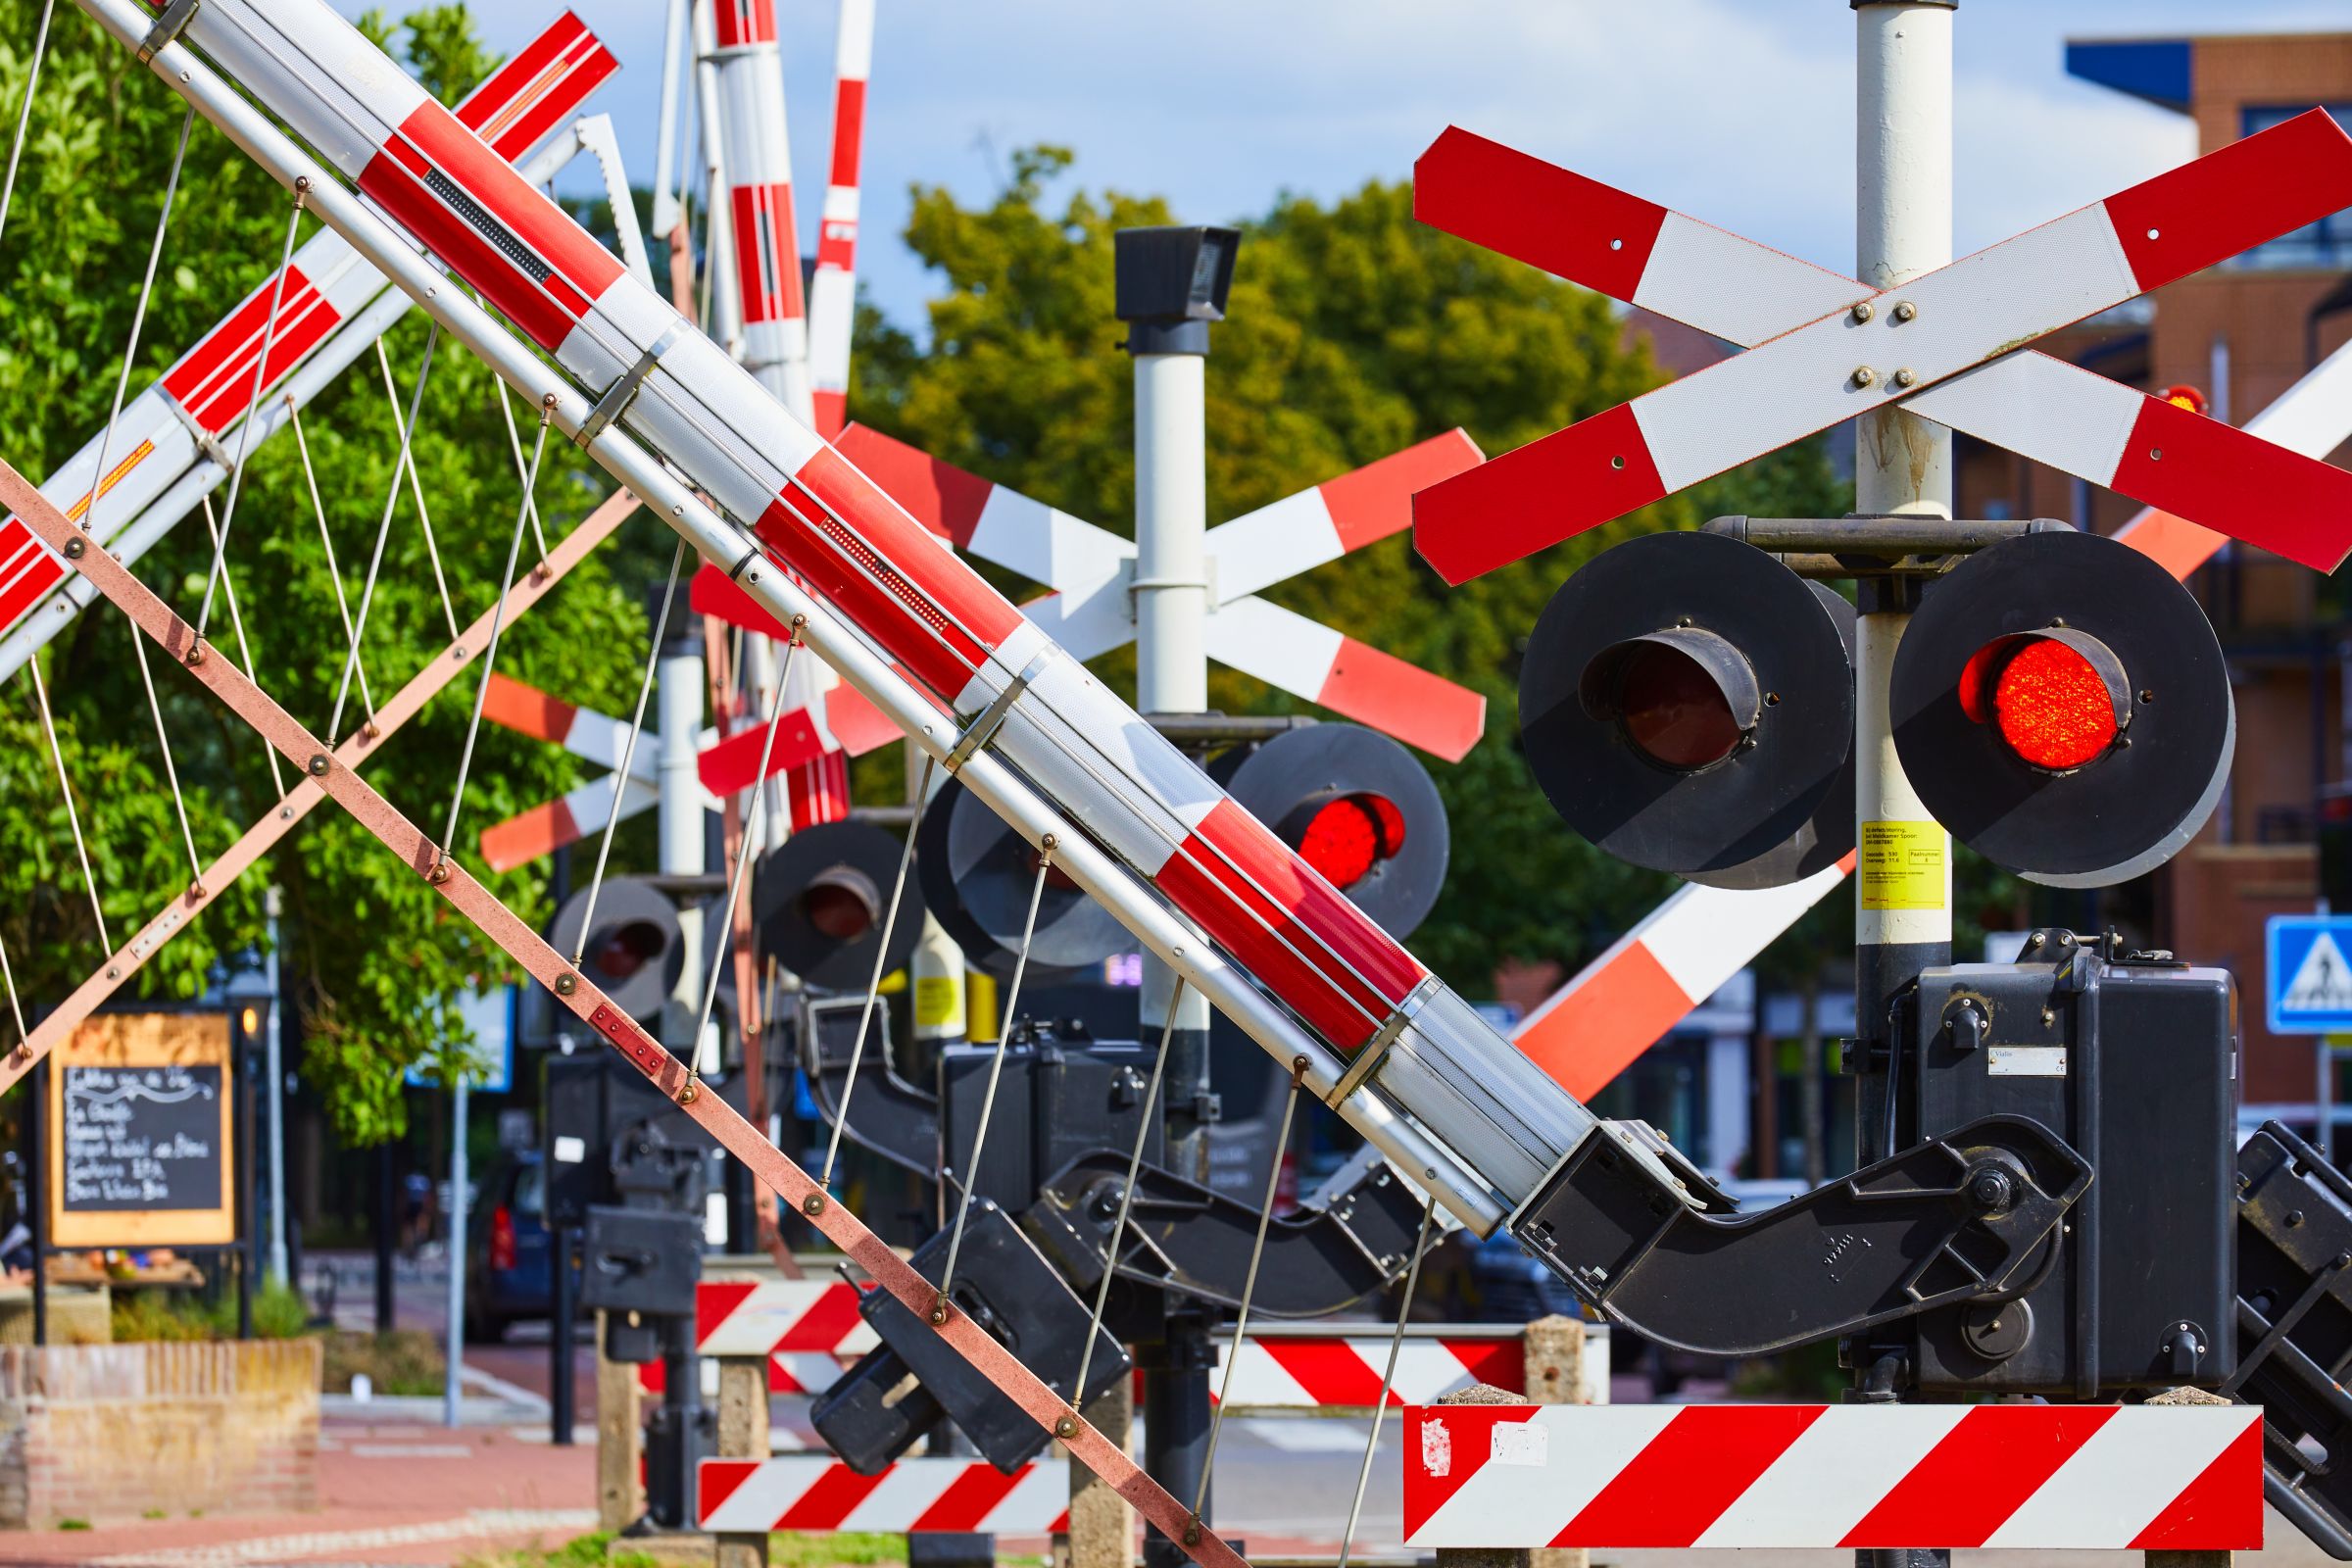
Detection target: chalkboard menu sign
<box><xmin>48</xmin><ymin>1012</ymin><xmax>235</xmax><ymax>1248</ymax></box>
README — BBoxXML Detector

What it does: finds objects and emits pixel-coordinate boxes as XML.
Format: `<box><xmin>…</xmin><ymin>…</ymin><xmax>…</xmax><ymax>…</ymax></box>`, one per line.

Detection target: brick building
<box><xmin>1966</xmin><ymin>33</ymin><xmax>2352</xmax><ymax>1120</ymax></box>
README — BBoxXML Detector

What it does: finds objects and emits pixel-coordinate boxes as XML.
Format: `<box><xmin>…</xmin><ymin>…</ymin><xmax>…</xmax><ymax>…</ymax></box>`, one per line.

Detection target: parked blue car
<box><xmin>465</xmin><ymin>1152</ymin><xmax>577</xmax><ymax>1342</ymax></box>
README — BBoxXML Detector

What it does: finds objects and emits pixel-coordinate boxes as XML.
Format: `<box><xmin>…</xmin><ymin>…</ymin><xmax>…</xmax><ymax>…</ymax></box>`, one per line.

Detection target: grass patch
<box><xmin>109</xmin><ymin>1284</ymin><xmax>310</xmax><ymax>1344</ymax></box>
<box><xmin>320</xmin><ymin>1329</ymin><xmax>445</xmax><ymax>1396</ymax></box>
<box><xmin>460</xmin><ymin>1533</ymin><xmax>660</xmax><ymax>1568</ymax></box>
<box><xmin>466</xmin><ymin>1533</ymin><xmax>923</xmax><ymax>1568</ymax></box>
<box><xmin>56</xmin><ymin>1519</ymin><xmax>89</xmax><ymax>1531</ymax></box>
<box><xmin>768</xmin><ymin>1532</ymin><xmax>906</xmax><ymax>1568</ymax></box>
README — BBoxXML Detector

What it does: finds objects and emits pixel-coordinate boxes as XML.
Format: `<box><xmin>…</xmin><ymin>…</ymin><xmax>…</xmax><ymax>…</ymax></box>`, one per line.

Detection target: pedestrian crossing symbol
<box><xmin>2268</xmin><ymin>915</ymin><xmax>2352</xmax><ymax>1034</ymax></box>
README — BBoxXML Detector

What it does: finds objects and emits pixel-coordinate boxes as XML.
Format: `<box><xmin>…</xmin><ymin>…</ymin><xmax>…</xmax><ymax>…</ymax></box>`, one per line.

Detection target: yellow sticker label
<box><xmin>1859</xmin><ymin>820</ymin><xmax>1946</xmax><ymax>911</ymax></box>
<box><xmin>913</xmin><ymin>973</ymin><xmax>964</xmax><ymax>1030</ymax></box>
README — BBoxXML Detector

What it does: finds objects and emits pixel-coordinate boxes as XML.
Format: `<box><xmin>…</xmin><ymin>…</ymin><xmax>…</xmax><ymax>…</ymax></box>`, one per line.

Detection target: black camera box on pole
<box><xmin>1903</xmin><ymin>937</ymin><xmax>2236</xmax><ymax>1395</ymax></box>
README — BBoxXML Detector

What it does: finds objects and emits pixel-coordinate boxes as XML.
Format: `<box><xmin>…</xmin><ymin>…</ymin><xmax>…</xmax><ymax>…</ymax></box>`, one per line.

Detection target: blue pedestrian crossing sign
<box><xmin>2268</xmin><ymin>915</ymin><xmax>2352</xmax><ymax>1034</ymax></box>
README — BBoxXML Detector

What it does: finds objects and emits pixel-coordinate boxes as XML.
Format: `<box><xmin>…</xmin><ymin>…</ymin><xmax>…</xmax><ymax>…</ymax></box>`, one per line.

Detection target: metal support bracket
<box><xmin>946</xmin><ymin>646</ymin><xmax>1056</xmax><ymax>774</ymax></box>
<box><xmin>574</xmin><ymin>321</ymin><xmax>682</xmax><ymax>450</ymax></box>
<box><xmin>138</xmin><ymin>0</ymin><xmax>200</xmax><ymax>64</ymax></box>
<box><xmin>1325</xmin><ymin>973</ymin><xmax>1439</xmax><ymax>1108</ymax></box>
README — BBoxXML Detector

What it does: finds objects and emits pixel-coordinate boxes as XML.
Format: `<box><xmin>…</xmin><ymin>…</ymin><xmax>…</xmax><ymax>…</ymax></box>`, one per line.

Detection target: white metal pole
<box><xmin>1133</xmin><ymin>300</ymin><xmax>1217</xmax><ymax>1568</ymax></box>
<box><xmin>443</xmin><ymin>1068</ymin><xmax>468</xmax><ymax>1429</ymax></box>
<box><xmin>650</xmin><ymin>0</ymin><xmax>691</xmax><ymax>239</ymax></box>
<box><xmin>660</xmin><ymin>636</ymin><xmax>710</xmax><ymax>1058</ymax></box>
<box><xmin>1133</xmin><ymin>347</ymin><xmax>1214</xmax><ymax>1174</ymax></box>
<box><xmin>1852</xmin><ymin>12</ymin><xmax>1954</xmax><ymax>1564</ymax></box>
<box><xmin>264</xmin><ymin>884</ymin><xmax>288</xmax><ymax>1285</ymax></box>
<box><xmin>1852</xmin><ymin>0</ymin><xmax>1955</xmax><ymax>1167</ymax></box>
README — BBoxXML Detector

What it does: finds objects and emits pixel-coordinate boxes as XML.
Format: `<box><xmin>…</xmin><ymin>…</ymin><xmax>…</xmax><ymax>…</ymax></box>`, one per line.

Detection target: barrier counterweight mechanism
<box><xmin>36</xmin><ymin>0</ymin><xmax>2352</xmax><ymax>1559</ymax></box>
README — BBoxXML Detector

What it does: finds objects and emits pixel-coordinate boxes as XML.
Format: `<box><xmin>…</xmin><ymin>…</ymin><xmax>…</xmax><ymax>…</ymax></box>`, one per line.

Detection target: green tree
<box><xmin>0</xmin><ymin>4</ymin><xmax>648</xmax><ymax>1142</ymax></box>
<box><xmin>852</xmin><ymin>147</ymin><xmax>1843</xmax><ymax>992</ymax></box>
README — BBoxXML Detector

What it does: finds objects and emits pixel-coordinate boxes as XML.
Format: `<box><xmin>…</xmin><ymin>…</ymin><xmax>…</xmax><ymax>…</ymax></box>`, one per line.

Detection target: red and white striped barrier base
<box><xmin>698</xmin><ymin>1279</ymin><xmax>877</xmax><ymax>1359</ymax></box>
<box><xmin>641</xmin><ymin>1279</ymin><xmax>880</xmax><ymax>1396</ymax></box>
<box><xmin>699</xmin><ymin>1457</ymin><xmax>1070</xmax><ymax>1534</ymax></box>
<box><xmin>1402</xmin><ymin>1403</ymin><xmax>2262</xmax><ymax>1551</ymax></box>
<box><xmin>1211</xmin><ymin>1326</ymin><xmax>1610</xmax><ymax>1410</ymax></box>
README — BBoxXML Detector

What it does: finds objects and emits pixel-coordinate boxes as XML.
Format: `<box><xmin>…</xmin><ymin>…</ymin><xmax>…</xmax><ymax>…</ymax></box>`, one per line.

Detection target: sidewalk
<box><xmin>0</xmin><ymin>1417</ymin><xmax>596</xmax><ymax>1568</ymax></box>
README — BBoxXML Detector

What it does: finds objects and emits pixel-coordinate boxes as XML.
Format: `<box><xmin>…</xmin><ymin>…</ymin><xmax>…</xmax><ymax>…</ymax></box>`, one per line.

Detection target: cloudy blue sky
<box><xmin>334</xmin><ymin>1</ymin><xmax>2345</xmax><ymax>335</ymax></box>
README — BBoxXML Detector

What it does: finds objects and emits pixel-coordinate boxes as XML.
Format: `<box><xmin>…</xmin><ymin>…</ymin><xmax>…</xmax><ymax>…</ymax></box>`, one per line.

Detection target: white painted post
<box><xmin>1851</xmin><ymin>0</ymin><xmax>1956</xmax><ymax>1152</ymax></box>
<box><xmin>1134</xmin><ymin>345</ymin><xmax>1215</xmax><ymax>1152</ymax></box>
<box><xmin>1852</xmin><ymin>8</ymin><xmax>1955</xmax><ymax>1568</ymax></box>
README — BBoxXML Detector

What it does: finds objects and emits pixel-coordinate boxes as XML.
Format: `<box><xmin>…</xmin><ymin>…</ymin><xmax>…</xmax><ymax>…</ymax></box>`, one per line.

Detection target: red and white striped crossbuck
<box><xmin>474</xmin><ymin>673</ymin><xmax>736</xmax><ymax>871</ymax></box>
<box><xmin>472</xmin><ymin>651</ymin><xmax>892</xmax><ymax>866</ymax></box>
<box><xmin>700</xmin><ymin>1457</ymin><xmax>1069</xmax><ymax>1535</ymax></box>
<box><xmin>1401</xmin><ymin>1403</ymin><xmax>2262</xmax><ymax>1551</ymax></box>
<box><xmin>1445</xmin><ymin>146</ymin><xmax>2352</xmax><ymax>1098</ymax></box>
<box><xmin>808</xmin><ymin>0</ymin><xmax>873</xmax><ymax>439</ymax></box>
<box><xmin>1411</xmin><ymin>116</ymin><xmax>2352</xmax><ymax>582</ymax></box>
<box><xmin>0</xmin><ymin>10</ymin><xmax>613</xmax><ymax>680</ymax></box>
<box><xmin>761</xmin><ymin>423</ymin><xmax>1492</xmax><ymax>762</ymax></box>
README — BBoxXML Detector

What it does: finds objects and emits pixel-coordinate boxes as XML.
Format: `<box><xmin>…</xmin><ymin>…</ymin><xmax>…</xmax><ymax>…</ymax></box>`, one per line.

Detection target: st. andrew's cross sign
<box><xmin>1410</xmin><ymin>112</ymin><xmax>2352</xmax><ymax>581</ymax></box>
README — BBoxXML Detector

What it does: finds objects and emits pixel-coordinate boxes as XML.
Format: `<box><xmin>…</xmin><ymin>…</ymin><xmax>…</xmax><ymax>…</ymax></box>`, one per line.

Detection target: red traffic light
<box><xmin>1892</xmin><ymin>529</ymin><xmax>2231</xmax><ymax>887</ymax></box>
<box><xmin>1218</xmin><ymin>723</ymin><xmax>1449</xmax><ymax>940</ymax></box>
<box><xmin>1958</xmin><ymin>632</ymin><xmax>2128</xmax><ymax>771</ymax></box>
<box><xmin>1297</xmin><ymin>792</ymin><xmax>1409</xmax><ymax>890</ymax></box>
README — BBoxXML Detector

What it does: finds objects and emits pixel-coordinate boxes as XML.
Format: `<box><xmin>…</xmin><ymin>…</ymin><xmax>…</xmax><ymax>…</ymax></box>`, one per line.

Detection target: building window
<box><xmin>2233</xmin><ymin>106</ymin><xmax>2352</xmax><ymax>270</ymax></box>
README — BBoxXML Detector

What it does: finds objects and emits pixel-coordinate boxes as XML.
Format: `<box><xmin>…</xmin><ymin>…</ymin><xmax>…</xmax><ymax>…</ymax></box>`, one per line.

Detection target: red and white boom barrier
<box><xmin>117</xmin><ymin>0</ymin><xmax>1595</xmax><ymax>1234</ymax></box>
<box><xmin>1210</xmin><ymin>1324</ymin><xmax>1609</xmax><ymax>1412</ymax></box>
<box><xmin>700</xmin><ymin>1456</ymin><xmax>1069</xmax><ymax>1535</ymax></box>
<box><xmin>0</xmin><ymin>11</ymin><xmax>613</xmax><ymax>680</ymax></box>
<box><xmin>1401</xmin><ymin>1402</ymin><xmax>2261</xmax><ymax>1552</ymax></box>
<box><xmin>808</xmin><ymin>0</ymin><xmax>873</xmax><ymax>439</ymax></box>
<box><xmin>708</xmin><ymin>0</ymin><xmax>811</xmax><ymax>421</ymax></box>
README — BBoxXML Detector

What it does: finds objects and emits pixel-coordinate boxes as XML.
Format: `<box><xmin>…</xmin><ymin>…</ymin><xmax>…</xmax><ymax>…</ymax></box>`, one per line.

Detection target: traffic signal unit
<box><xmin>1503</xmin><ymin>508</ymin><xmax>2321</xmax><ymax>1416</ymax></box>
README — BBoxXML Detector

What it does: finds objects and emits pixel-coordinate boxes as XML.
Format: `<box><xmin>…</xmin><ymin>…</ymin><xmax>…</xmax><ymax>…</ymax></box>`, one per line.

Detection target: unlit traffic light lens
<box><xmin>802</xmin><ymin>883</ymin><xmax>875</xmax><ymax>942</ymax></box>
<box><xmin>592</xmin><ymin>919</ymin><xmax>666</xmax><ymax>981</ymax></box>
<box><xmin>1615</xmin><ymin>642</ymin><xmax>1744</xmax><ymax>770</ymax></box>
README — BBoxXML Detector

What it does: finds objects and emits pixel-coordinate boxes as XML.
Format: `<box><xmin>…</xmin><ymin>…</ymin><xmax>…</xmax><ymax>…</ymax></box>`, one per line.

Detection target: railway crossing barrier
<box><xmin>654</xmin><ymin>1278</ymin><xmax>1604</xmax><ymax>1565</ymax></box>
<box><xmin>1401</xmin><ymin>1400</ymin><xmax>2262</xmax><ymax>1554</ymax></box>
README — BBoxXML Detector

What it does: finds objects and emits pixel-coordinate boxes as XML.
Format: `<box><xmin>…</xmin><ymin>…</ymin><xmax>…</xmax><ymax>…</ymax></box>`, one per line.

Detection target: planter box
<box><xmin>0</xmin><ymin>1339</ymin><xmax>321</xmax><ymax>1528</ymax></box>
